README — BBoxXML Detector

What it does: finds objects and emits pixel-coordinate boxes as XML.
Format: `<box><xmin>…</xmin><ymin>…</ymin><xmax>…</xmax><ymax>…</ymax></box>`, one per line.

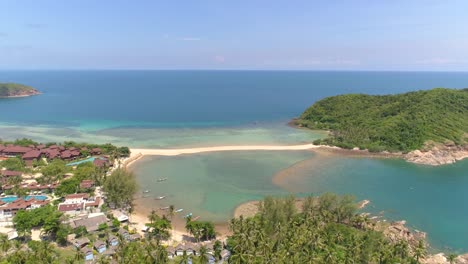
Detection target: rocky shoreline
<box><xmin>405</xmin><ymin>143</ymin><xmax>468</xmax><ymax>166</ymax></box>
<box><xmin>313</xmin><ymin>143</ymin><xmax>468</xmax><ymax>166</ymax></box>
<box><xmin>0</xmin><ymin>90</ymin><xmax>41</xmax><ymax>98</ymax></box>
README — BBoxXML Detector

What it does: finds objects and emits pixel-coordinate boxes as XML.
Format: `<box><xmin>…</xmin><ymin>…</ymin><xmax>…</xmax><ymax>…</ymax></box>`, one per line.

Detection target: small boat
<box><xmin>157</xmin><ymin>178</ymin><xmax>168</xmax><ymax>182</ymax></box>
<box><xmin>155</xmin><ymin>196</ymin><xmax>166</xmax><ymax>200</ymax></box>
<box><xmin>159</xmin><ymin>206</ymin><xmax>170</xmax><ymax>210</ymax></box>
<box><xmin>175</xmin><ymin>209</ymin><xmax>183</xmax><ymax>213</ymax></box>
<box><xmin>184</xmin><ymin>213</ymin><xmax>193</xmax><ymax>218</ymax></box>
<box><xmin>143</xmin><ymin>190</ymin><xmax>150</xmax><ymax>193</ymax></box>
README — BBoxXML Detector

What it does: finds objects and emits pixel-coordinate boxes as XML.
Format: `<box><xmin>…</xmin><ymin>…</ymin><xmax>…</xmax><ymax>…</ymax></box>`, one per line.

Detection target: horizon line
<box><xmin>1</xmin><ymin>68</ymin><xmax>468</xmax><ymax>73</ymax></box>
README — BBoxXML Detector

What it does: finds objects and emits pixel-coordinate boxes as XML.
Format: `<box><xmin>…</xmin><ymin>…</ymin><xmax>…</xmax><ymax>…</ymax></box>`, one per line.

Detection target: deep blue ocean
<box><xmin>1</xmin><ymin>70</ymin><xmax>468</xmax><ymax>252</ymax></box>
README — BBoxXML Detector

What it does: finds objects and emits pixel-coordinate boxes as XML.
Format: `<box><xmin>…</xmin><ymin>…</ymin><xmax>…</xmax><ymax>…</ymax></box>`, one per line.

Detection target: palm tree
<box><xmin>180</xmin><ymin>250</ymin><xmax>190</xmax><ymax>264</ymax></box>
<box><xmin>197</xmin><ymin>245</ymin><xmax>209</xmax><ymax>264</ymax></box>
<box><xmin>148</xmin><ymin>209</ymin><xmax>158</xmax><ymax>225</ymax></box>
<box><xmin>74</xmin><ymin>247</ymin><xmax>84</xmax><ymax>262</ymax></box>
<box><xmin>168</xmin><ymin>205</ymin><xmax>175</xmax><ymax>221</ymax></box>
<box><xmin>0</xmin><ymin>234</ymin><xmax>11</xmax><ymax>254</ymax></box>
<box><xmin>448</xmin><ymin>254</ymin><xmax>458</xmax><ymax>264</ymax></box>
<box><xmin>413</xmin><ymin>240</ymin><xmax>426</xmax><ymax>262</ymax></box>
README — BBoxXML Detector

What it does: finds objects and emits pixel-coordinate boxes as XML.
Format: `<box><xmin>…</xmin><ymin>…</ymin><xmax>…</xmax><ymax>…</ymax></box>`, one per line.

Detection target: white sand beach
<box><xmin>130</xmin><ymin>143</ymin><xmax>318</xmax><ymax>157</ymax></box>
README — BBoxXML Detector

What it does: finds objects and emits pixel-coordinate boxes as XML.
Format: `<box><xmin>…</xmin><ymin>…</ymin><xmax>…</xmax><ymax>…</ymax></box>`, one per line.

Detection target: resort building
<box><xmin>22</xmin><ymin>150</ymin><xmax>42</xmax><ymax>166</ymax></box>
<box><xmin>70</xmin><ymin>214</ymin><xmax>108</xmax><ymax>233</ymax></box>
<box><xmin>80</xmin><ymin>180</ymin><xmax>95</xmax><ymax>189</ymax></box>
<box><xmin>58</xmin><ymin>203</ymin><xmax>84</xmax><ymax>213</ymax></box>
<box><xmin>64</xmin><ymin>193</ymin><xmax>90</xmax><ymax>204</ymax></box>
<box><xmin>81</xmin><ymin>246</ymin><xmax>94</xmax><ymax>261</ymax></box>
<box><xmin>0</xmin><ymin>198</ymin><xmax>49</xmax><ymax>218</ymax></box>
<box><xmin>1</xmin><ymin>146</ymin><xmax>33</xmax><ymax>157</ymax></box>
<box><xmin>72</xmin><ymin>237</ymin><xmax>90</xmax><ymax>248</ymax></box>
<box><xmin>94</xmin><ymin>240</ymin><xmax>107</xmax><ymax>253</ymax></box>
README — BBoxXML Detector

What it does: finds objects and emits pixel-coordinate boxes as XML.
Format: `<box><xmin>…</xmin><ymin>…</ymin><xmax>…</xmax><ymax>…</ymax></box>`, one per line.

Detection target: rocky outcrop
<box><xmin>422</xmin><ymin>253</ymin><xmax>468</xmax><ymax>264</ymax></box>
<box><xmin>405</xmin><ymin>142</ymin><xmax>468</xmax><ymax>166</ymax></box>
<box><xmin>381</xmin><ymin>220</ymin><xmax>427</xmax><ymax>248</ymax></box>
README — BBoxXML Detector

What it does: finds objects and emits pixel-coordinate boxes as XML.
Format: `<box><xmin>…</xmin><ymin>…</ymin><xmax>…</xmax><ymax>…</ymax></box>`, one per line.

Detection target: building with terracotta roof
<box><xmin>60</xmin><ymin>150</ymin><xmax>72</xmax><ymax>160</ymax></box>
<box><xmin>2</xmin><ymin>146</ymin><xmax>33</xmax><ymax>156</ymax></box>
<box><xmin>93</xmin><ymin>158</ymin><xmax>109</xmax><ymax>168</ymax></box>
<box><xmin>22</xmin><ymin>150</ymin><xmax>43</xmax><ymax>166</ymax></box>
<box><xmin>80</xmin><ymin>180</ymin><xmax>94</xmax><ymax>189</ymax></box>
<box><xmin>1</xmin><ymin>170</ymin><xmax>23</xmax><ymax>177</ymax></box>
<box><xmin>58</xmin><ymin>203</ymin><xmax>84</xmax><ymax>213</ymax></box>
<box><xmin>91</xmin><ymin>148</ymin><xmax>102</xmax><ymax>155</ymax></box>
<box><xmin>0</xmin><ymin>198</ymin><xmax>49</xmax><ymax>218</ymax></box>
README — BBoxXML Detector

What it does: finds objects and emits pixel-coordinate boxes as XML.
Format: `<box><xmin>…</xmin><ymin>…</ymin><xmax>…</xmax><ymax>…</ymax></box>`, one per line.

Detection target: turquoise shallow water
<box><xmin>134</xmin><ymin>151</ymin><xmax>468</xmax><ymax>253</ymax></box>
<box><xmin>132</xmin><ymin>151</ymin><xmax>314</xmax><ymax>222</ymax></box>
<box><xmin>1</xmin><ymin>70</ymin><xmax>468</xmax><ymax>252</ymax></box>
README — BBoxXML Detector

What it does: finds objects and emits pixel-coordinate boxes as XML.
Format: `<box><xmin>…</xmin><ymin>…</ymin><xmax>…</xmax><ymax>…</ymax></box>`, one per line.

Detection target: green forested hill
<box><xmin>0</xmin><ymin>83</ymin><xmax>40</xmax><ymax>97</ymax></box>
<box><xmin>297</xmin><ymin>88</ymin><xmax>468</xmax><ymax>152</ymax></box>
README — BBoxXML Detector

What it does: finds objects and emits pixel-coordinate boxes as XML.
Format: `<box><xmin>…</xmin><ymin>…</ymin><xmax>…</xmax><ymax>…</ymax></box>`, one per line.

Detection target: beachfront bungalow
<box><xmin>118</xmin><ymin>228</ymin><xmax>130</xmax><ymax>240</ymax></box>
<box><xmin>166</xmin><ymin>246</ymin><xmax>175</xmax><ymax>259</ymax></box>
<box><xmin>112</xmin><ymin>210</ymin><xmax>129</xmax><ymax>222</ymax></box>
<box><xmin>107</xmin><ymin>235</ymin><xmax>119</xmax><ymax>247</ymax></box>
<box><xmin>185</xmin><ymin>243</ymin><xmax>198</xmax><ymax>256</ymax></box>
<box><xmin>81</xmin><ymin>246</ymin><xmax>94</xmax><ymax>261</ymax></box>
<box><xmin>94</xmin><ymin>240</ymin><xmax>107</xmax><ymax>253</ymax></box>
<box><xmin>175</xmin><ymin>244</ymin><xmax>185</xmax><ymax>256</ymax></box>
<box><xmin>73</xmin><ymin>237</ymin><xmax>90</xmax><ymax>248</ymax></box>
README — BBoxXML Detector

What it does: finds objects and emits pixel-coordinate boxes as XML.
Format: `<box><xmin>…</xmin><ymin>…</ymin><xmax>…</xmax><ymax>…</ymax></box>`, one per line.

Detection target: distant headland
<box><xmin>0</xmin><ymin>83</ymin><xmax>41</xmax><ymax>98</ymax></box>
<box><xmin>294</xmin><ymin>88</ymin><xmax>468</xmax><ymax>165</ymax></box>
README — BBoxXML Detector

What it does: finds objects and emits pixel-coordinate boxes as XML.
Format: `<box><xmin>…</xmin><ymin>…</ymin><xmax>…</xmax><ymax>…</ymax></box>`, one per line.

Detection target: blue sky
<box><xmin>1</xmin><ymin>0</ymin><xmax>467</xmax><ymax>70</ymax></box>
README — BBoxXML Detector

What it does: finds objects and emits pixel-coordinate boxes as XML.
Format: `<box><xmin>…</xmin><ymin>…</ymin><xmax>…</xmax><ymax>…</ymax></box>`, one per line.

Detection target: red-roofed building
<box><xmin>61</xmin><ymin>150</ymin><xmax>72</xmax><ymax>160</ymax></box>
<box><xmin>0</xmin><ymin>198</ymin><xmax>49</xmax><ymax>217</ymax></box>
<box><xmin>80</xmin><ymin>180</ymin><xmax>95</xmax><ymax>189</ymax></box>
<box><xmin>2</xmin><ymin>146</ymin><xmax>33</xmax><ymax>156</ymax></box>
<box><xmin>44</xmin><ymin>149</ymin><xmax>61</xmax><ymax>159</ymax></box>
<box><xmin>22</xmin><ymin>150</ymin><xmax>43</xmax><ymax>166</ymax></box>
<box><xmin>36</xmin><ymin>144</ymin><xmax>46</xmax><ymax>149</ymax></box>
<box><xmin>1</xmin><ymin>170</ymin><xmax>22</xmax><ymax>177</ymax></box>
<box><xmin>58</xmin><ymin>203</ymin><xmax>84</xmax><ymax>213</ymax></box>
<box><xmin>91</xmin><ymin>148</ymin><xmax>102</xmax><ymax>155</ymax></box>
<box><xmin>93</xmin><ymin>158</ymin><xmax>109</xmax><ymax>168</ymax></box>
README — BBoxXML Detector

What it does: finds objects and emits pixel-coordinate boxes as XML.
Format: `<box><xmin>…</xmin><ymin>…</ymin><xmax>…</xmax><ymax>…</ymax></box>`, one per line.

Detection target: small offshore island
<box><xmin>295</xmin><ymin>88</ymin><xmax>468</xmax><ymax>166</ymax></box>
<box><xmin>0</xmin><ymin>83</ymin><xmax>41</xmax><ymax>98</ymax></box>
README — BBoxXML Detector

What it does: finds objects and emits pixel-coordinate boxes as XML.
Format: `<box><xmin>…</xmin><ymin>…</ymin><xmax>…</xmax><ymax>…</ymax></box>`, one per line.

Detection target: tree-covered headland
<box><xmin>0</xmin><ymin>83</ymin><xmax>40</xmax><ymax>97</ymax></box>
<box><xmin>296</xmin><ymin>88</ymin><xmax>468</xmax><ymax>152</ymax></box>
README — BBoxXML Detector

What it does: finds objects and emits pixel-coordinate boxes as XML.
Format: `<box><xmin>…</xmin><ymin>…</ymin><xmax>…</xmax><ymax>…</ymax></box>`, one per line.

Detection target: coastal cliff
<box><xmin>296</xmin><ymin>88</ymin><xmax>468</xmax><ymax>165</ymax></box>
<box><xmin>0</xmin><ymin>83</ymin><xmax>41</xmax><ymax>98</ymax></box>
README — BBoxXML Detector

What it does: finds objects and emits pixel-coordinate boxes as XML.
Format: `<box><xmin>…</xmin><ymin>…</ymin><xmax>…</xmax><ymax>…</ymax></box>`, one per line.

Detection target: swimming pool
<box><xmin>66</xmin><ymin>157</ymin><xmax>96</xmax><ymax>166</ymax></box>
<box><xmin>0</xmin><ymin>195</ymin><xmax>48</xmax><ymax>203</ymax></box>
